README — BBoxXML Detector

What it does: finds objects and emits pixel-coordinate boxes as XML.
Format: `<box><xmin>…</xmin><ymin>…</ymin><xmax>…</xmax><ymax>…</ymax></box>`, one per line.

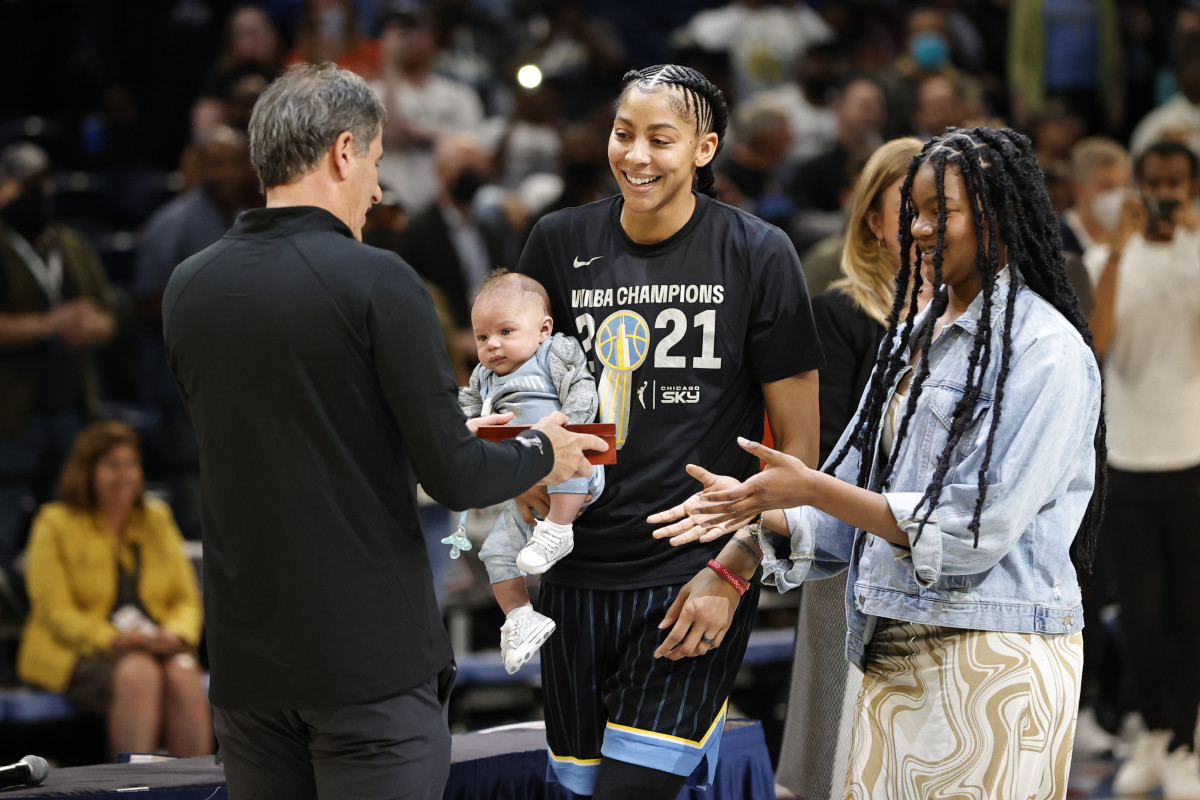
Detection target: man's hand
<box><xmin>654</xmin><ymin>568</ymin><xmax>740</xmax><ymax>660</ymax></box>
<box><xmin>532</xmin><ymin>411</ymin><xmax>607</xmax><ymax>485</ymax></box>
<box><xmin>1176</xmin><ymin>198</ymin><xmax>1200</xmax><ymax>232</ymax></box>
<box><xmin>53</xmin><ymin>299</ymin><xmax>115</xmax><ymax>349</ymax></box>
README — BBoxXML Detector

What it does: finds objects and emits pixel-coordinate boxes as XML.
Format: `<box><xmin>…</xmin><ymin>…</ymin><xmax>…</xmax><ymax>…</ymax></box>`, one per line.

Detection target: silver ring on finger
<box><xmin>700</xmin><ymin>635</ymin><xmax>716</xmax><ymax>645</ymax></box>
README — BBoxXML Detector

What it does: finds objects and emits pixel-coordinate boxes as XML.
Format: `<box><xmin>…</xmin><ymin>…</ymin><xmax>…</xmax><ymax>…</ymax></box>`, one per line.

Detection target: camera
<box><xmin>1144</xmin><ymin>196</ymin><xmax>1181</xmax><ymax>229</ymax></box>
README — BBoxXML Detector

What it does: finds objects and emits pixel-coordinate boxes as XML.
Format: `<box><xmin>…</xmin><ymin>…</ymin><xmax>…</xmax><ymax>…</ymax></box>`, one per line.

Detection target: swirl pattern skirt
<box><xmin>844</xmin><ymin>620</ymin><xmax>1083</xmax><ymax>800</ymax></box>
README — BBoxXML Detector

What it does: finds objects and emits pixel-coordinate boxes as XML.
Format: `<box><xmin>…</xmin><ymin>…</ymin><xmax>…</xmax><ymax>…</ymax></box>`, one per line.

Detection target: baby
<box><xmin>458</xmin><ymin>269</ymin><xmax>604</xmax><ymax>674</ymax></box>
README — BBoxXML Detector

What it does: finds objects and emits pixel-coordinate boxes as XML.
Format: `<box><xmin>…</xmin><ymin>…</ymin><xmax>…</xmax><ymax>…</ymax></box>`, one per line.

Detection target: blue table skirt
<box><xmin>3</xmin><ymin>718</ymin><xmax>773</xmax><ymax>799</ymax></box>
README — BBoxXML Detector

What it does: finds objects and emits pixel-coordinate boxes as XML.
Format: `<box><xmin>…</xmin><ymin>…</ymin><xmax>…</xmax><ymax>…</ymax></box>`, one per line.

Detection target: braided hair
<box><xmin>825</xmin><ymin>127</ymin><xmax>1107</xmax><ymax>573</ymax></box>
<box><xmin>617</xmin><ymin>65</ymin><xmax>729</xmax><ymax>198</ymax></box>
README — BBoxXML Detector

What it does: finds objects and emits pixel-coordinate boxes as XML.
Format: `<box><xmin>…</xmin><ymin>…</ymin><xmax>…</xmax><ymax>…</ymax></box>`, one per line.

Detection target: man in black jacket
<box><xmin>163</xmin><ymin>63</ymin><xmax>603</xmax><ymax>800</ymax></box>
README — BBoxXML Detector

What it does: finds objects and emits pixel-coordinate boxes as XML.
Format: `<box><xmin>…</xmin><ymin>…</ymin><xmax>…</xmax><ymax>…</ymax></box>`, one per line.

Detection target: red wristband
<box><xmin>706</xmin><ymin>559</ymin><xmax>749</xmax><ymax>597</ymax></box>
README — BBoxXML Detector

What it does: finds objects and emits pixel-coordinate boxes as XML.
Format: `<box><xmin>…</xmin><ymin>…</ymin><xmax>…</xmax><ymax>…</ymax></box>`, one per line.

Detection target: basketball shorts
<box><xmin>537</xmin><ymin>578</ymin><xmax>761</xmax><ymax>796</ymax></box>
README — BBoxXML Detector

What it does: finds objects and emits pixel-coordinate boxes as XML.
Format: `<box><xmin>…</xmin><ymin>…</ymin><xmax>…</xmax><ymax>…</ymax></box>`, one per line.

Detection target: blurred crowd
<box><xmin>1</xmin><ymin>0</ymin><xmax>1200</xmax><ymax>766</ymax></box>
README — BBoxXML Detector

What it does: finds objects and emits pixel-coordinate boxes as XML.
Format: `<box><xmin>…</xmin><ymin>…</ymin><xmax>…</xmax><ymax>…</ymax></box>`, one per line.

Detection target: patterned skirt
<box><xmin>844</xmin><ymin>619</ymin><xmax>1084</xmax><ymax>800</ymax></box>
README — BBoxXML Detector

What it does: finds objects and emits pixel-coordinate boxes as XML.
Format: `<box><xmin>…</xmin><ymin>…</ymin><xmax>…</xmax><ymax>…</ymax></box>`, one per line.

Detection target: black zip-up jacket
<box><xmin>164</xmin><ymin>206</ymin><xmax>552</xmax><ymax>709</ymax></box>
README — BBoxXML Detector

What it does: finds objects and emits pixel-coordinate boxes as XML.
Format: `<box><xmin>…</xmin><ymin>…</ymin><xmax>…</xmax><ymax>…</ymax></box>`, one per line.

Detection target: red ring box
<box><xmin>475</xmin><ymin>423</ymin><xmax>616</xmax><ymax>465</ymax></box>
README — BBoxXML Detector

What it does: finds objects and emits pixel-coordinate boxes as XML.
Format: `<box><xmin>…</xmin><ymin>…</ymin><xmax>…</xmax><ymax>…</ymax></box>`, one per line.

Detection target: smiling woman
<box><xmin>516</xmin><ymin>63</ymin><xmax>824</xmax><ymax>800</ymax></box>
<box><xmin>648</xmin><ymin>127</ymin><xmax>1107</xmax><ymax>799</ymax></box>
<box><xmin>18</xmin><ymin>421</ymin><xmax>210</xmax><ymax>761</ymax></box>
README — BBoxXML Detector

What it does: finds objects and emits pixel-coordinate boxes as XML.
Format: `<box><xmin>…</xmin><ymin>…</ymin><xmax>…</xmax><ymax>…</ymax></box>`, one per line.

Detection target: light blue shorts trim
<box><xmin>546</xmin><ymin>700</ymin><xmax>727</xmax><ymax>795</ymax></box>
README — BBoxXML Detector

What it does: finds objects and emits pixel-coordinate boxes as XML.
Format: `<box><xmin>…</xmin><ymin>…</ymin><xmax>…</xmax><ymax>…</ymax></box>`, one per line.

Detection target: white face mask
<box><xmin>1090</xmin><ymin>187</ymin><xmax>1125</xmax><ymax>231</ymax></box>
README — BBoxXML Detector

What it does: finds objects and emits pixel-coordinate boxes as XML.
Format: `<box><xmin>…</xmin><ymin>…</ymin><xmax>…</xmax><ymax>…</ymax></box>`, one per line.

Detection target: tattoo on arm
<box><xmin>733</xmin><ymin>533</ymin><xmax>761</xmax><ymax>561</ymax></box>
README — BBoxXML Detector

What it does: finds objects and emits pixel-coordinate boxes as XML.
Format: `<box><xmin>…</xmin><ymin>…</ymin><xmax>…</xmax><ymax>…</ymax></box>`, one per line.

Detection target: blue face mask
<box><xmin>910</xmin><ymin>31</ymin><xmax>950</xmax><ymax>72</ymax></box>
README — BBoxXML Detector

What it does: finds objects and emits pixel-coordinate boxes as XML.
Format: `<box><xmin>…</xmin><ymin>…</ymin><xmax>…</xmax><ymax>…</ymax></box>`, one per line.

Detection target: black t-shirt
<box><xmin>519</xmin><ymin>192</ymin><xmax>825</xmax><ymax>590</ymax></box>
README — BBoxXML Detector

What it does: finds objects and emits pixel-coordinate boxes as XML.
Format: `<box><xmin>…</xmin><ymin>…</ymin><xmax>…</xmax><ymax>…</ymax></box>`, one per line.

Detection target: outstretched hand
<box><xmin>694</xmin><ymin>437</ymin><xmax>812</xmax><ymax>524</ymax></box>
<box><xmin>646</xmin><ymin>464</ymin><xmax>746</xmax><ymax>546</ymax></box>
<box><xmin>647</xmin><ymin>437</ymin><xmax>811</xmax><ymax>545</ymax></box>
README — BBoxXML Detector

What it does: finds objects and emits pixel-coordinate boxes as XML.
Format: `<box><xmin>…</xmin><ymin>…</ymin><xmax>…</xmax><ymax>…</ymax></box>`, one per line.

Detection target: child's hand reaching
<box><xmin>467</xmin><ymin>411</ymin><xmax>514</xmax><ymax>432</ymax></box>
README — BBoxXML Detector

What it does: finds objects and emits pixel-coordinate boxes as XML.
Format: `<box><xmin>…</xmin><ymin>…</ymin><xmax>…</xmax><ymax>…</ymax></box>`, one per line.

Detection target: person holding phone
<box><xmin>1086</xmin><ymin>139</ymin><xmax>1200</xmax><ymax>798</ymax></box>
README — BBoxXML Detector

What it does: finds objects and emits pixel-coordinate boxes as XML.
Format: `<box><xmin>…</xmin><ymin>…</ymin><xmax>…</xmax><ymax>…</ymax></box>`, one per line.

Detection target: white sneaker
<box><xmin>1073</xmin><ymin>706</ymin><xmax>1118</xmax><ymax>758</ymax></box>
<box><xmin>1113</xmin><ymin>729</ymin><xmax>1171</xmax><ymax>796</ymax></box>
<box><xmin>516</xmin><ymin>520</ymin><xmax>574</xmax><ymax>575</ymax></box>
<box><xmin>1164</xmin><ymin>748</ymin><xmax>1200</xmax><ymax>800</ymax></box>
<box><xmin>499</xmin><ymin>605</ymin><xmax>555</xmax><ymax>675</ymax></box>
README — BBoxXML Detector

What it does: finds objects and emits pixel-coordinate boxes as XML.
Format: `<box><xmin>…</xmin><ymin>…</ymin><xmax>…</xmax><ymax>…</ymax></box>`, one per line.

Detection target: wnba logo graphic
<box><xmin>595</xmin><ymin>310</ymin><xmax>649</xmax><ymax>448</ymax></box>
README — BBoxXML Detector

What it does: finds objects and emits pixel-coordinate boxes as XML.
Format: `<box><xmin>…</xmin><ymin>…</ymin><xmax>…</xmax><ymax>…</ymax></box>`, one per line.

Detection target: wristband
<box><xmin>707</xmin><ymin>559</ymin><xmax>749</xmax><ymax>596</ymax></box>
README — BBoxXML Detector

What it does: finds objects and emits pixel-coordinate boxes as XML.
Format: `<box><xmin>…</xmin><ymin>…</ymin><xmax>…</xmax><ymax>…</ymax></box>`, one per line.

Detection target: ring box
<box><xmin>475</xmin><ymin>423</ymin><xmax>616</xmax><ymax>465</ymax></box>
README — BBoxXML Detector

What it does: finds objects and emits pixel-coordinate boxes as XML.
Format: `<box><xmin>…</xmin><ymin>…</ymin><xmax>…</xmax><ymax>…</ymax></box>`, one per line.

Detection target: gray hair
<box><xmin>732</xmin><ymin>96</ymin><xmax>789</xmax><ymax>147</ymax></box>
<box><xmin>248</xmin><ymin>63</ymin><xmax>386</xmax><ymax>191</ymax></box>
<box><xmin>0</xmin><ymin>142</ymin><xmax>50</xmax><ymax>183</ymax></box>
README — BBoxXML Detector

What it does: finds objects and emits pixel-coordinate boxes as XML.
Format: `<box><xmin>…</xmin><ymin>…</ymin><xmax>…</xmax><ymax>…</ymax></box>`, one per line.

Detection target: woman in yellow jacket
<box><xmin>18</xmin><ymin>421</ymin><xmax>211</xmax><ymax>758</ymax></box>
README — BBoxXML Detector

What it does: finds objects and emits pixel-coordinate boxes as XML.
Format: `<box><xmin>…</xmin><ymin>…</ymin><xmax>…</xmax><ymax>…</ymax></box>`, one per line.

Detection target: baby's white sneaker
<box><xmin>1164</xmin><ymin>746</ymin><xmax>1200</xmax><ymax>800</ymax></box>
<box><xmin>499</xmin><ymin>605</ymin><xmax>555</xmax><ymax>675</ymax></box>
<box><xmin>516</xmin><ymin>520</ymin><xmax>574</xmax><ymax>574</ymax></box>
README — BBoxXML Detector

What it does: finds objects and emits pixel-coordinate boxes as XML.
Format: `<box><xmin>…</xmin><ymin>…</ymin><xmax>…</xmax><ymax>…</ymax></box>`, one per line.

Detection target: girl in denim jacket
<box><xmin>650</xmin><ymin>127</ymin><xmax>1106</xmax><ymax>800</ymax></box>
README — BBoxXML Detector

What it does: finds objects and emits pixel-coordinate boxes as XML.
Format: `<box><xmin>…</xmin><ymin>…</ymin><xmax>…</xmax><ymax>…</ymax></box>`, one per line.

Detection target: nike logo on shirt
<box><xmin>573</xmin><ymin>255</ymin><xmax>603</xmax><ymax>268</ymax></box>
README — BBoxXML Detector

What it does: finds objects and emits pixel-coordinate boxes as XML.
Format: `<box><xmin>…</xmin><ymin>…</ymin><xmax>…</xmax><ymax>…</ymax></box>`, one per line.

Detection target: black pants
<box><xmin>213</xmin><ymin>663</ymin><xmax>455</xmax><ymax>800</ymax></box>
<box><xmin>1108</xmin><ymin>464</ymin><xmax>1200</xmax><ymax>750</ymax></box>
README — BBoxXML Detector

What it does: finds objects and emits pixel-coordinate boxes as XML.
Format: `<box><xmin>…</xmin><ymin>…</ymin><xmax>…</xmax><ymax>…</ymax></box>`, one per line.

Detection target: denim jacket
<box><xmin>761</xmin><ymin>268</ymin><xmax>1101</xmax><ymax>671</ymax></box>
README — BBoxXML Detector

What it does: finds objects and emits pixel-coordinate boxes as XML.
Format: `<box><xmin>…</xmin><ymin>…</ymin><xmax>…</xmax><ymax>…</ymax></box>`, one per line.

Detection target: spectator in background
<box><xmin>17</xmin><ymin>421</ymin><xmax>210</xmax><ymax>759</ymax></box>
<box><xmin>763</xmin><ymin>42</ymin><xmax>840</xmax><ymax>164</ymax></box>
<box><xmin>490</xmin><ymin>80</ymin><xmax>563</xmax><ymax>192</ymax></box>
<box><xmin>1061</xmin><ymin>136</ymin><xmax>1131</xmax><ymax>256</ymax></box>
<box><xmin>284</xmin><ymin>0</ymin><xmax>381</xmax><ymax>80</ymax></box>
<box><xmin>775</xmin><ymin>137</ymin><xmax>926</xmax><ymax>800</ymax></box>
<box><xmin>716</xmin><ymin>95</ymin><xmax>795</xmax><ymax>230</ymax></box>
<box><xmin>1130</xmin><ymin>32</ymin><xmax>1200</xmax><ymax>159</ymax></box>
<box><xmin>205</xmin><ymin>4</ymin><xmax>283</xmax><ymax>92</ymax></box>
<box><xmin>429</xmin><ymin>0</ymin><xmax>512</xmax><ymax>108</ymax></box>
<box><xmin>1040</xmin><ymin>157</ymin><xmax>1074</xmax><ymax>216</ymax></box>
<box><xmin>672</xmin><ymin>0</ymin><xmax>835</xmax><ymax>100</ymax></box>
<box><xmin>789</xmin><ymin>77</ymin><xmax>885</xmax><ymax>252</ymax></box>
<box><xmin>1008</xmin><ymin>0</ymin><xmax>1123</xmax><ymax>137</ymax></box>
<box><xmin>398</xmin><ymin>134</ymin><xmax>504</xmax><ymax>378</ymax></box>
<box><xmin>542</xmin><ymin>120</ymin><xmax>615</xmax><ymax>214</ymax></box>
<box><xmin>875</xmin><ymin>5</ymin><xmax>986</xmax><ymax>140</ymax></box>
<box><xmin>510</xmin><ymin>0</ymin><xmax>626</xmax><ymax>122</ymax></box>
<box><xmin>910</xmin><ymin>73</ymin><xmax>967</xmax><ymax>141</ymax></box>
<box><xmin>1088</xmin><ymin>140</ymin><xmax>1200</xmax><ymax>799</ymax></box>
<box><xmin>132</xmin><ymin>127</ymin><xmax>256</xmax><ymax>540</ymax></box>
<box><xmin>0</xmin><ymin>143</ymin><xmax>117</xmax><ymax>575</ymax></box>
<box><xmin>372</xmin><ymin>1</ymin><xmax>484</xmax><ymax>214</ymax></box>
<box><xmin>1031</xmin><ymin>98</ymin><xmax>1084</xmax><ymax>169</ymax></box>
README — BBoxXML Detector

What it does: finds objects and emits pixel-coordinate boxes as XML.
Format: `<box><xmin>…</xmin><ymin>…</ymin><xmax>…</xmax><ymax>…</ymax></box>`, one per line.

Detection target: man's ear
<box><xmin>332</xmin><ymin>131</ymin><xmax>356</xmax><ymax>180</ymax></box>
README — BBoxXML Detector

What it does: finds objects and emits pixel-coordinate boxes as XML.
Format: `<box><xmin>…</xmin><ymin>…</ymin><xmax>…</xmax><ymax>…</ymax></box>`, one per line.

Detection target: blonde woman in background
<box><xmin>18</xmin><ymin>421</ymin><xmax>210</xmax><ymax>759</ymax></box>
<box><xmin>775</xmin><ymin>137</ymin><xmax>925</xmax><ymax>800</ymax></box>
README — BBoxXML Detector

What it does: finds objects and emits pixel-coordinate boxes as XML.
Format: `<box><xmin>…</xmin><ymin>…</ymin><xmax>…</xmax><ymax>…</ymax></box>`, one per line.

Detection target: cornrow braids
<box><xmin>618</xmin><ymin>64</ymin><xmax>729</xmax><ymax>199</ymax></box>
<box><xmin>825</xmin><ymin>126</ymin><xmax>1107</xmax><ymax>573</ymax></box>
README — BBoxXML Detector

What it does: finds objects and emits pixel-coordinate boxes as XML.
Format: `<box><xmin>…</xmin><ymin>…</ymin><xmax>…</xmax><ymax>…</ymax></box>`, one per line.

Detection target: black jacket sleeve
<box><xmin>369</xmin><ymin>274</ymin><xmax>554</xmax><ymax>510</ymax></box>
<box><xmin>812</xmin><ymin>290</ymin><xmax>883</xmax><ymax>465</ymax></box>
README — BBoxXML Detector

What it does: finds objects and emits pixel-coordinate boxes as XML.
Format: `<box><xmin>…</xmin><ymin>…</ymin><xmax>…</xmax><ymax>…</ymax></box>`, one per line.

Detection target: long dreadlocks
<box><xmin>825</xmin><ymin>127</ymin><xmax>1107</xmax><ymax>573</ymax></box>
